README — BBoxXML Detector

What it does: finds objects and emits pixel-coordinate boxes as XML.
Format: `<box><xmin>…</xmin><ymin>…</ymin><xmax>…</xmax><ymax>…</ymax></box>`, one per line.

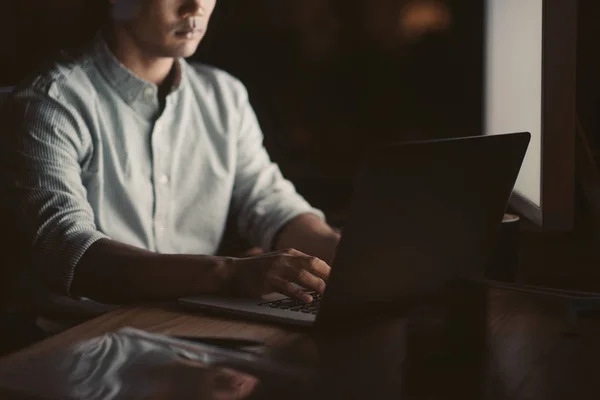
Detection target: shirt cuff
<box><xmin>40</xmin><ymin>230</ymin><xmax>110</xmax><ymax>297</ymax></box>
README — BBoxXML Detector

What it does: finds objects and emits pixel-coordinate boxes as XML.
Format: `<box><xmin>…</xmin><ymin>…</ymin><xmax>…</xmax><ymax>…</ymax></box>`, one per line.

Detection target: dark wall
<box><xmin>193</xmin><ymin>0</ymin><xmax>484</xmax><ymax>179</ymax></box>
<box><xmin>193</xmin><ymin>0</ymin><xmax>484</xmax><ymax>215</ymax></box>
<box><xmin>578</xmin><ymin>0</ymin><xmax>600</xmax><ymax>151</ymax></box>
<box><xmin>0</xmin><ymin>1</ymin><xmax>102</xmax><ymax>86</ymax></box>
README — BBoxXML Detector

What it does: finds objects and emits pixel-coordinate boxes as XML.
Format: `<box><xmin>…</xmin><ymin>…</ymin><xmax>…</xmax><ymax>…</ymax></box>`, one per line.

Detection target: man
<box><xmin>1</xmin><ymin>0</ymin><xmax>340</xmax><ymax>311</ymax></box>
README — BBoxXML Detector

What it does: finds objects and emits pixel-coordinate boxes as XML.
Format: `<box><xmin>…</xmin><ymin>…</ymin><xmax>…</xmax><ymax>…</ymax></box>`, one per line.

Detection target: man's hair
<box><xmin>87</xmin><ymin>0</ymin><xmax>111</xmax><ymax>23</ymax></box>
<box><xmin>84</xmin><ymin>0</ymin><xmax>111</xmax><ymax>29</ymax></box>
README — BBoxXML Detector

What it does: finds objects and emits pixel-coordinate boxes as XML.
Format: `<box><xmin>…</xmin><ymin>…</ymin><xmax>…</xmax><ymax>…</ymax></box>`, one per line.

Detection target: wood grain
<box><xmin>0</xmin><ymin>288</ymin><xmax>599</xmax><ymax>399</ymax></box>
<box><xmin>0</xmin><ymin>305</ymin><xmax>302</xmax><ymax>370</ymax></box>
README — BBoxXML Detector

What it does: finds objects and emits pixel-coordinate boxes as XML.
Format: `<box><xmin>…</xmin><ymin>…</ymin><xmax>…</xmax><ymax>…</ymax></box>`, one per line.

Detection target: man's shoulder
<box><xmin>183</xmin><ymin>62</ymin><xmax>249</xmax><ymax>103</ymax></box>
<box><xmin>13</xmin><ymin>48</ymin><xmax>97</xmax><ymax>103</ymax></box>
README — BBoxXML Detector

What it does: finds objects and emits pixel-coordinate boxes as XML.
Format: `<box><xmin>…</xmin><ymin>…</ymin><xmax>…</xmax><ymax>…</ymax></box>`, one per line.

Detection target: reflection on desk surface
<box><xmin>268</xmin><ymin>288</ymin><xmax>600</xmax><ymax>400</ymax></box>
<box><xmin>1</xmin><ymin>288</ymin><xmax>600</xmax><ymax>400</ymax></box>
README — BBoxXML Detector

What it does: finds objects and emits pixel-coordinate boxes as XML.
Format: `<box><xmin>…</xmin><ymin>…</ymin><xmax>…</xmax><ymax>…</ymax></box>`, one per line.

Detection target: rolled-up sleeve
<box><xmin>0</xmin><ymin>87</ymin><xmax>108</xmax><ymax>296</ymax></box>
<box><xmin>230</xmin><ymin>85</ymin><xmax>324</xmax><ymax>251</ymax></box>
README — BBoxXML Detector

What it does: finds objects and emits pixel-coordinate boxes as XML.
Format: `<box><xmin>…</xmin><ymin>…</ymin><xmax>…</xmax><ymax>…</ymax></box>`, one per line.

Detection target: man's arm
<box><xmin>273</xmin><ymin>213</ymin><xmax>341</xmax><ymax>265</ymax></box>
<box><xmin>1</xmin><ymin>88</ymin><xmax>237</xmax><ymax>304</ymax></box>
<box><xmin>2</xmin><ymin>88</ymin><xmax>109</xmax><ymax>297</ymax></box>
<box><xmin>71</xmin><ymin>239</ymin><xmax>232</xmax><ymax>304</ymax></box>
<box><xmin>230</xmin><ymin>80</ymin><xmax>331</xmax><ymax>255</ymax></box>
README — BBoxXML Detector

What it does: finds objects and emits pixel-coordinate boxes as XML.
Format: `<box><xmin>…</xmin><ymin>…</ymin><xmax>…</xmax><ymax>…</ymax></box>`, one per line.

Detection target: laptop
<box><xmin>179</xmin><ymin>132</ymin><xmax>530</xmax><ymax>327</ymax></box>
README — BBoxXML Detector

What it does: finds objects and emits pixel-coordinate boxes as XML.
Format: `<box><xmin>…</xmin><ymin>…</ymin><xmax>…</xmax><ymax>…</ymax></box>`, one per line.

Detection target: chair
<box><xmin>0</xmin><ymin>87</ymin><xmax>45</xmax><ymax>356</ymax></box>
<box><xmin>0</xmin><ymin>87</ymin><xmax>16</xmax><ymax>304</ymax></box>
<box><xmin>0</xmin><ymin>87</ymin><xmax>32</xmax><ymax>304</ymax></box>
<box><xmin>0</xmin><ymin>87</ymin><xmax>13</xmax><ymax>105</ymax></box>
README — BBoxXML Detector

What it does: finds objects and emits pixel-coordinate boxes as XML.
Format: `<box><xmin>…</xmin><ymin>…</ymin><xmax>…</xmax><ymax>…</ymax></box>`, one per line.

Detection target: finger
<box><xmin>289</xmin><ymin>268</ymin><xmax>326</xmax><ymax>296</ymax></box>
<box><xmin>280</xmin><ymin>248</ymin><xmax>303</xmax><ymax>256</ymax></box>
<box><xmin>219</xmin><ymin>368</ymin><xmax>259</xmax><ymax>399</ymax></box>
<box><xmin>279</xmin><ymin>252</ymin><xmax>331</xmax><ymax>281</ymax></box>
<box><xmin>304</xmin><ymin>256</ymin><xmax>331</xmax><ymax>281</ymax></box>
<box><xmin>211</xmin><ymin>368</ymin><xmax>259</xmax><ymax>399</ymax></box>
<box><xmin>270</xmin><ymin>277</ymin><xmax>313</xmax><ymax>303</ymax></box>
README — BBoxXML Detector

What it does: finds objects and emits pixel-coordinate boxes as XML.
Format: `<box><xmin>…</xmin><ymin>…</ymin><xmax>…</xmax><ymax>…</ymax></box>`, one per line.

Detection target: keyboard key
<box><xmin>260</xmin><ymin>293</ymin><xmax>322</xmax><ymax>313</ymax></box>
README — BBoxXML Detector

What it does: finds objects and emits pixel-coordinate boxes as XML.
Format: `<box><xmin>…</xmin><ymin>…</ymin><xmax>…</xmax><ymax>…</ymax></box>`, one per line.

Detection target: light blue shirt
<box><xmin>1</xmin><ymin>35</ymin><xmax>323</xmax><ymax>298</ymax></box>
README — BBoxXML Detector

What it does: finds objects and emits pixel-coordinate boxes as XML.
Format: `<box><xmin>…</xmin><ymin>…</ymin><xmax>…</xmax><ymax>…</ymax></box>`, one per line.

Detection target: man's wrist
<box><xmin>314</xmin><ymin>232</ymin><xmax>341</xmax><ymax>265</ymax></box>
<box><xmin>209</xmin><ymin>255</ymin><xmax>238</xmax><ymax>295</ymax></box>
<box><xmin>273</xmin><ymin>213</ymin><xmax>341</xmax><ymax>265</ymax></box>
<box><xmin>181</xmin><ymin>254</ymin><xmax>236</xmax><ymax>296</ymax></box>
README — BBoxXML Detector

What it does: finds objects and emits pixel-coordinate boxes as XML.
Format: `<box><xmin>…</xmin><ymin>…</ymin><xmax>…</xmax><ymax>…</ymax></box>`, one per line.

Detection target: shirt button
<box><xmin>156</xmin><ymin>224</ymin><xmax>164</xmax><ymax>234</ymax></box>
<box><xmin>159</xmin><ymin>174</ymin><xmax>169</xmax><ymax>185</ymax></box>
<box><xmin>144</xmin><ymin>87</ymin><xmax>154</xmax><ymax>98</ymax></box>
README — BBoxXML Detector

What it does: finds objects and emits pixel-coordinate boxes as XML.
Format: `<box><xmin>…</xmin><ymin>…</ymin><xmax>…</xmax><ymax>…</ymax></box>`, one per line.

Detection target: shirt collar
<box><xmin>91</xmin><ymin>33</ymin><xmax>184</xmax><ymax>107</ymax></box>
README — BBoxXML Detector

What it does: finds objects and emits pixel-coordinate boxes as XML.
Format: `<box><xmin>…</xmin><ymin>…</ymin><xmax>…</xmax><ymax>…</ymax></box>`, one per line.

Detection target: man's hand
<box><xmin>227</xmin><ymin>248</ymin><xmax>331</xmax><ymax>303</ymax></box>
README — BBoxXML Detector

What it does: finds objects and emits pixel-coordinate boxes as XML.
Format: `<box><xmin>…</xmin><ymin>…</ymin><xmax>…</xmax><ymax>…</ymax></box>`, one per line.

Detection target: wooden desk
<box><xmin>0</xmin><ymin>288</ymin><xmax>599</xmax><ymax>399</ymax></box>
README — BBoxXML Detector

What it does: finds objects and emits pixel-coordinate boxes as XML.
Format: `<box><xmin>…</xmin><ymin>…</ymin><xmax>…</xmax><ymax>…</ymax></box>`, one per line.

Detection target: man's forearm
<box><xmin>71</xmin><ymin>239</ymin><xmax>233</xmax><ymax>304</ymax></box>
<box><xmin>274</xmin><ymin>213</ymin><xmax>341</xmax><ymax>264</ymax></box>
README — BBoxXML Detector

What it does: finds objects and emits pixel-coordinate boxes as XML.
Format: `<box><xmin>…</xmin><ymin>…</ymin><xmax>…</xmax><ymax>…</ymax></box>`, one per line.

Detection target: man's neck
<box><xmin>104</xmin><ymin>27</ymin><xmax>174</xmax><ymax>86</ymax></box>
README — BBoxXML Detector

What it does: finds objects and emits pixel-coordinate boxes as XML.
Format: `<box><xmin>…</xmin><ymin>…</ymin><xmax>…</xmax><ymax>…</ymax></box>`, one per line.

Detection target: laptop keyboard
<box><xmin>259</xmin><ymin>292</ymin><xmax>321</xmax><ymax>314</ymax></box>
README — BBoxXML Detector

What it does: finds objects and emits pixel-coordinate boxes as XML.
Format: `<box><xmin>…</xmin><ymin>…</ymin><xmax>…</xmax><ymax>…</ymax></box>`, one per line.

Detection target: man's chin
<box><xmin>158</xmin><ymin>40</ymin><xmax>202</xmax><ymax>59</ymax></box>
<box><xmin>172</xmin><ymin>43</ymin><xmax>202</xmax><ymax>59</ymax></box>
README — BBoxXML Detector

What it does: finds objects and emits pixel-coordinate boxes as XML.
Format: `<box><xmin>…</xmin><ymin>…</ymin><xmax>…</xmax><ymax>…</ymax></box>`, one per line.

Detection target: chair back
<box><xmin>0</xmin><ymin>87</ymin><xmax>16</xmax><ymax>309</ymax></box>
<box><xmin>0</xmin><ymin>87</ymin><xmax>13</xmax><ymax>107</ymax></box>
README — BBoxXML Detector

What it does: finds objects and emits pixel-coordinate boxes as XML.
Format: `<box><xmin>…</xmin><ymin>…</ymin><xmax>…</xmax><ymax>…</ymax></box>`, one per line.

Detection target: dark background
<box><xmin>577</xmin><ymin>1</ymin><xmax>600</xmax><ymax>163</ymax></box>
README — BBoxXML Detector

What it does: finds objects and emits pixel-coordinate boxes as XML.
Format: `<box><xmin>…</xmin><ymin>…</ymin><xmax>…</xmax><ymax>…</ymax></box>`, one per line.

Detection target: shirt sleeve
<box><xmin>230</xmin><ymin>85</ymin><xmax>325</xmax><ymax>251</ymax></box>
<box><xmin>0</xmin><ymin>86</ymin><xmax>108</xmax><ymax>297</ymax></box>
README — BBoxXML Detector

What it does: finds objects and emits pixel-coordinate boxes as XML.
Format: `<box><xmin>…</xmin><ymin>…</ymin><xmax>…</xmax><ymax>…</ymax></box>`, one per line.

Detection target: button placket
<box><xmin>159</xmin><ymin>174</ymin><xmax>170</xmax><ymax>185</ymax></box>
<box><xmin>151</xmin><ymin>117</ymin><xmax>171</xmax><ymax>247</ymax></box>
<box><xmin>144</xmin><ymin>86</ymin><xmax>154</xmax><ymax>100</ymax></box>
<box><xmin>151</xmin><ymin>121</ymin><xmax>162</xmax><ymax>241</ymax></box>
